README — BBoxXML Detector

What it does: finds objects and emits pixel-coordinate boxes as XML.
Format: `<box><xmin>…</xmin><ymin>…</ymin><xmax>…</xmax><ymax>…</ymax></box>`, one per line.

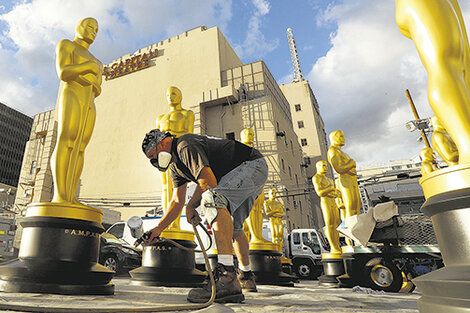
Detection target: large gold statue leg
<box><xmin>321</xmin><ymin>200</ymin><xmax>341</xmax><ymax>254</ymax></box>
<box><xmin>339</xmin><ymin>183</ymin><xmax>354</xmax><ymax>246</ymax></box>
<box><xmin>396</xmin><ymin>0</ymin><xmax>470</xmax><ymax>163</ymax></box>
<box><xmin>70</xmin><ymin>101</ymin><xmax>96</xmax><ymax>204</ymax></box>
<box><xmin>51</xmin><ymin>87</ymin><xmax>81</xmax><ymax>203</ymax></box>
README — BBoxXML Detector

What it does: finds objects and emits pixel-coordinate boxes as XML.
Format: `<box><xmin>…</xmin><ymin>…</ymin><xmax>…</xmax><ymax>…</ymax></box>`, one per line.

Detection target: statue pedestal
<box><xmin>318</xmin><ymin>253</ymin><xmax>345</xmax><ymax>287</ymax></box>
<box><xmin>0</xmin><ymin>203</ymin><xmax>114</xmax><ymax>295</ymax></box>
<box><xmin>249</xmin><ymin>241</ymin><xmax>296</xmax><ymax>286</ymax></box>
<box><xmin>130</xmin><ymin>230</ymin><xmax>205</xmax><ymax>287</ymax></box>
<box><xmin>415</xmin><ymin>165</ymin><xmax>470</xmax><ymax>313</ymax></box>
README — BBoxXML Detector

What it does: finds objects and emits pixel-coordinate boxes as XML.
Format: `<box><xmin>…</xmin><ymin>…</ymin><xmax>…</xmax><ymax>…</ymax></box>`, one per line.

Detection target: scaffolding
<box><xmin>14</xmin><ymin>111</ymin><xmax>55</xmax><ymax>215</ymax></box>
<box><xmin>359</xmin><ymin>183</ymin><xmax>371</xmax><ymax>213</ymax></box>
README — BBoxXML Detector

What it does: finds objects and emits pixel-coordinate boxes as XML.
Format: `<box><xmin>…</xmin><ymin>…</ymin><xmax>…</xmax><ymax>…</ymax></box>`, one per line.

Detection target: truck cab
<box><xmin>288</xmin><ymin>228</ymin><xmax>329</xmax><ymax>279</ymax></box>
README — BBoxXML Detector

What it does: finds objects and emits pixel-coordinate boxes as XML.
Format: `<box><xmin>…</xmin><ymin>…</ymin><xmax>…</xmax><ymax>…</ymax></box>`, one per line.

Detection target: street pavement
<box><xmin>0</xmin><ymin>277</ymin><xmax>421</xmax><ymax>312</ymax></box>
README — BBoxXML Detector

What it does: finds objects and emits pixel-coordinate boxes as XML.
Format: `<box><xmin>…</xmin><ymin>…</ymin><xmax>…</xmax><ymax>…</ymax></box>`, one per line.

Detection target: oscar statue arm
<box><xmin>313</xmin><ymin>175</ymin><xmax>336</xmax><ymax>198</ymax></box>
<box><xmin>264</xmin><ymin>201</ymin><xmax>274</xmax><ymax>218</ymax></box>
<box><xmin>328</xmin><ymin>148</ymin><xmax>356</xmax><ymax>175</ymax></box>
<box><xmin>56</xmin><ymin>40</ymin><xmax>101</xmax><ymax>84</ymax></box>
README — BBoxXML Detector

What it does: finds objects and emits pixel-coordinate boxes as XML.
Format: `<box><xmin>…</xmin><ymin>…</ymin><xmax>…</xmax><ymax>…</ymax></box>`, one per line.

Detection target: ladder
<box><xmin>358</xmin><ymin>183</ymin><xmax>370</xmax><ymax>213</ymax></box>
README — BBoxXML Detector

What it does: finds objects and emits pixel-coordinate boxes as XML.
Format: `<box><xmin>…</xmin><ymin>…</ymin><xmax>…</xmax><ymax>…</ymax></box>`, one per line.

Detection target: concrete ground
<box><xmin>0</xmin><ymin>276</ymin><xmax>421</xmax><ymax>313</ymax></box>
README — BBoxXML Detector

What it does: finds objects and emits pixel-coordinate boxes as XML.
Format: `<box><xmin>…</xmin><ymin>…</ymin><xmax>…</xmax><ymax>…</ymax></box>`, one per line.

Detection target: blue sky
<box><xmin>1</xmin><ymin>0</ymin><xmax>470</xmax><ymax>168</ymax></box>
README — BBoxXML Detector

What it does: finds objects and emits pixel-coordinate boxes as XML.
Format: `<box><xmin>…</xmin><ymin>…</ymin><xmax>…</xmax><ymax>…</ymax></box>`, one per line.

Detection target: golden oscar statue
<box><xmin>0</xmin><ymin>18</ymin><xmax>114</xmax><ymax>295</ymax></box>
<box><xmin>156</xmin><ymin>86</ymin><xmax>194</xmax><ymax>240</ymax></box>
<box><xmin>396</xmin><ymin>1</ymin><xmax>470</xmax><ymax>311</ymax></box>
<box><xmin>312</xmin><ymin>161</ymin><xmax>342</xmax><ymax>256</ymax></box>
<box><xmin>328</xmin><ymin>130</ymin><xmax>361</xmax><ymax>221</ymax></box>
<box><xmin>420</xmin><ymin>148</ymin><xmax>438</xmax><ymax>176</ymax></box>
<box><xmin>430</xmin><ymin>116</ymin><xmax>459</xmax><ymax>166</ymax></box>
<box><xmin>240</xmin><ymin>128</ymin><xmax>275</xmax><ymax>250</ymax></box>
<box><xmin>263</xmin><ymin>189</ymin><xmax>284</xmax><ymax>253</ymax></box>
<box><xmin>240</xmin><ymin>128</ymin><xmax>294</xmax><ymax>286</ymax></box>
<box><xmin>313</xmin><ymin>160</ymin><xmax>345</xmax><ymax>286</ymax></box>
<box><xmin>130</xmin><ymin>88</ymin><xmax>205</xmax><ymax>287</ymax></box>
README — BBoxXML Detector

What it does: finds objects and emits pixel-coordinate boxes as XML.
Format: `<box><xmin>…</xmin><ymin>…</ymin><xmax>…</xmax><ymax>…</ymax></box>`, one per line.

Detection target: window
<box><xmin>293</xmin><ymin>232</ymin><xmax>300</xmax><ymax>244</ymax></box>
<box><xmin>301</xmin><ymin>138</ymin><xmax>308</xmax><ymax>146</ymax></box>
<box><xmin>107</xmin><ymin>223</ymin><xmax>125</xmax><ymax>239</ymax></box>
<box><xmin>295</xmin><ymin>174</ymin><xmax>298</xmax><ymax>185</ymax></box>
<box><xmin>304</xmin><ymin>157</ymin><xmax>311</xmax><ymax>165</ymax></box>
<box><xmin>298</xmin><ymin>121</ymin><xmax>304</xmax><ymax>128</ymax></box>
<box><xmin>295</xmin><ymin>104</ymin><xmax>301</xmax><ymax>111</ymax></box>
<box><xmin>30</xmin><ymin>161</ymin><xmax>37</xmax><ymax>175</ymax></box>
<box><xmin>288</xmin><ymin>166</ymin><xmax>292</xmax><ymax>178</ymax></box>
<box><xmin>281</xmin><ymin>159</ymin><xmax>285</xmax><ymax>171</ymax></box>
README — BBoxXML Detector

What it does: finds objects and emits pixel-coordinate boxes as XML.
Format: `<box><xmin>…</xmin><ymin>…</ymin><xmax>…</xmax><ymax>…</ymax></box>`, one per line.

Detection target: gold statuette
<box><xmin>327</xmin><ymin>130</ymin><xmax>361</xmax><ymax>219</ymax></box>
<box><xmin>264</xmin><ymin>189</ymin><xmax>284</xmax><ymax>252</ymax></box>
<box><xmin>51</xmin><ymin>17</ymin><xmax>103</xmax><ymax>205</ymax></box>
<box><xmin>241</xmin><ymin>128</ymin><xmax>275</xmax><ymax>250</ymax></box>
<box><xmin>156</xmin><ymin>86</ymin><xmax>195</xmax><ymax>234</ymax></box>
<box><xmin>313</xmin><ymin>161</ymin><xmax>341</xmax><ymax>255</ymax></box>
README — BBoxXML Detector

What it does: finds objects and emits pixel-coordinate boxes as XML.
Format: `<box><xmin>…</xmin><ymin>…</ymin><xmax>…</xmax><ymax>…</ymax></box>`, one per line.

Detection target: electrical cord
<box><xmin>0</xmin><ymin>222</ymin><xmax>216</xmax><ymax>313</ymax></box>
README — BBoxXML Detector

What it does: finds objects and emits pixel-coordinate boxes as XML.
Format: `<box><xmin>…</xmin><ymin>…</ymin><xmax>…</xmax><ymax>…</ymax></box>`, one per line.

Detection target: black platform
<box><xmin>130</xmin><ymin>239</ymin><xmax>206</xmax><ymax>287</ymax></box>
<box><xmin>0</xmin><ymin>216</ymin><xmax>114</xmax><ymax>295</ymax></box>
<box><xmin>250</xmin><ymin>249</ymin><xmax>297</xmax><ymax>286</ymax></box>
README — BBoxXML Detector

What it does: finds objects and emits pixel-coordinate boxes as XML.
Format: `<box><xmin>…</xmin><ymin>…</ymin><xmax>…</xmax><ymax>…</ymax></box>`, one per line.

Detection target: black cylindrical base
<box><xmin>249</xmin><ymin>249</ymin><xmax>297</xmax><ymax>286</ymax></box>
<box><xmin>0</xmin><ymin>216</ymin><xmax>114</xmax><ymax>295</ymax></box>
<box><xmin>130</xmin><ymin>239</ymin><xmax>205</xmax><ymax>287</ymax></box>
<box><xmin>414</xmin><ymin>188</ymin><xmax>470</xmax><ymax>313</ymax></box>
<box><xmin>318</xmin><ymin>258</ymin><xmax>345</xmax><ymax>287</ymax></box>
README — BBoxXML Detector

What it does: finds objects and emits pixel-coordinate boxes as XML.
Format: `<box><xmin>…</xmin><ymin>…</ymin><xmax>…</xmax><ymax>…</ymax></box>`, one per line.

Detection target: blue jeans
<box><xmin>213</xmin><ymin>158</ymin><xmax>268</xmax><ymax>232</ymax></box>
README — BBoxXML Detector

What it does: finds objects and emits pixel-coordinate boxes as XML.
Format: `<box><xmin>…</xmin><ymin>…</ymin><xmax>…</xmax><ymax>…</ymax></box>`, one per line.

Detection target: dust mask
<box><xmin>156</xmin><ymin>151</ymin><xmax>172</xmax><ymax>172</ymax></box>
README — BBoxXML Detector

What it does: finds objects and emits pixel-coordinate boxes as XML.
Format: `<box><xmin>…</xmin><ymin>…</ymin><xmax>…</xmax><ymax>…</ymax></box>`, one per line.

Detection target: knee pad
<box><xmin>201</xmin><ymin>188</ymin><xmax>228</xmax><ymax>226</ymax></box>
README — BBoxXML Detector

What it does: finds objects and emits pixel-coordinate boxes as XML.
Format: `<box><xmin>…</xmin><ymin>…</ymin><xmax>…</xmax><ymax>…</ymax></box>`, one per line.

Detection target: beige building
<box><xmin>279</xmin><ymin>80</ymin><xmax>330</xmax><ymax>227</ymax></box>
<box><xmin>16</xmin><ymin>26</ymin><xmax>323</xmax><ymax>232</ymax></box>
<box><xmin>279</xmin><ymin>81</ymin><xmax>329</xmax><ymax>179</ymax></box>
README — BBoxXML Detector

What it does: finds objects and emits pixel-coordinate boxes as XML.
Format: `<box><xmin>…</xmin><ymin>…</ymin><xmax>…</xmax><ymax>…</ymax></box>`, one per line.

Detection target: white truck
<box><xmin>286</xmin><ymin>228</ymin><xmax>330</xmax><ymax>279</ymax></box>
<box><xmin>286</xmin><ymin>214</ymin><xmax>443</xmax><ymax>293</ymax></box>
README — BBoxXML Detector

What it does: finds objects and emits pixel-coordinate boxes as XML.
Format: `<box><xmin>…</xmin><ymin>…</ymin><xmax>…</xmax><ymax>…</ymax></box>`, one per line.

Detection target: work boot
<box><xmin>187</xmin><ymin>263</ymin><xmax>245</xmax><ymax>303</ymax></box>
<box><xmin>238</xmin><ymin>270</ymin><xmax>258</xmax><ymax>292</ymax></box>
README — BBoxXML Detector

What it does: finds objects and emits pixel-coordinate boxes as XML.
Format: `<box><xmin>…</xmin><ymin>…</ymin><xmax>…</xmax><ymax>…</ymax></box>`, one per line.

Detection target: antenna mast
<box><xmin>286</xmin><ymin>28</ymin><xmax>303</xmax><ymax>82</ymax></box>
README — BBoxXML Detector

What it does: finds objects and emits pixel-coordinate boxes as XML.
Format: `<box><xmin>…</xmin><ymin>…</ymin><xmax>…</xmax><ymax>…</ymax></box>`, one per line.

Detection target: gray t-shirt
<box><xmin>169</xmin><ymin>133</ymin><xmax>263</xmax><ymax>187</ymax></box>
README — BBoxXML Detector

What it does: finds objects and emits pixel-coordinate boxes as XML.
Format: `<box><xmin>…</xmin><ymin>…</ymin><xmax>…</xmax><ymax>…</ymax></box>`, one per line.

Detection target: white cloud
<box><xmin>307</xmin><ymin>0</ymin><xmax>470</xmax><ymax>168</ymax></box>
<box><xmin>234</xmin><ymin>0</ymin><xmax>278</xmax><ymax>59</ymax></box>
<box><xmin>252</xmin><ymin>0</ymin><xmax>270</xmax><ymax>15</ymax></box>
<box><xmin>0</xmin><ymin>0</ymin><xmax>232</xmax><ymax>115</ymax></box>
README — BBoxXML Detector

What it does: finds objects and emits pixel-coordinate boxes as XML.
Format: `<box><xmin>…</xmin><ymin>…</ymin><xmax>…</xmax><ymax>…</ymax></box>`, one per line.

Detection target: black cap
<box><xmin>142</xmin><ymin>129</ymin><xmax>171</xmax><ymax>157</ymax></box>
